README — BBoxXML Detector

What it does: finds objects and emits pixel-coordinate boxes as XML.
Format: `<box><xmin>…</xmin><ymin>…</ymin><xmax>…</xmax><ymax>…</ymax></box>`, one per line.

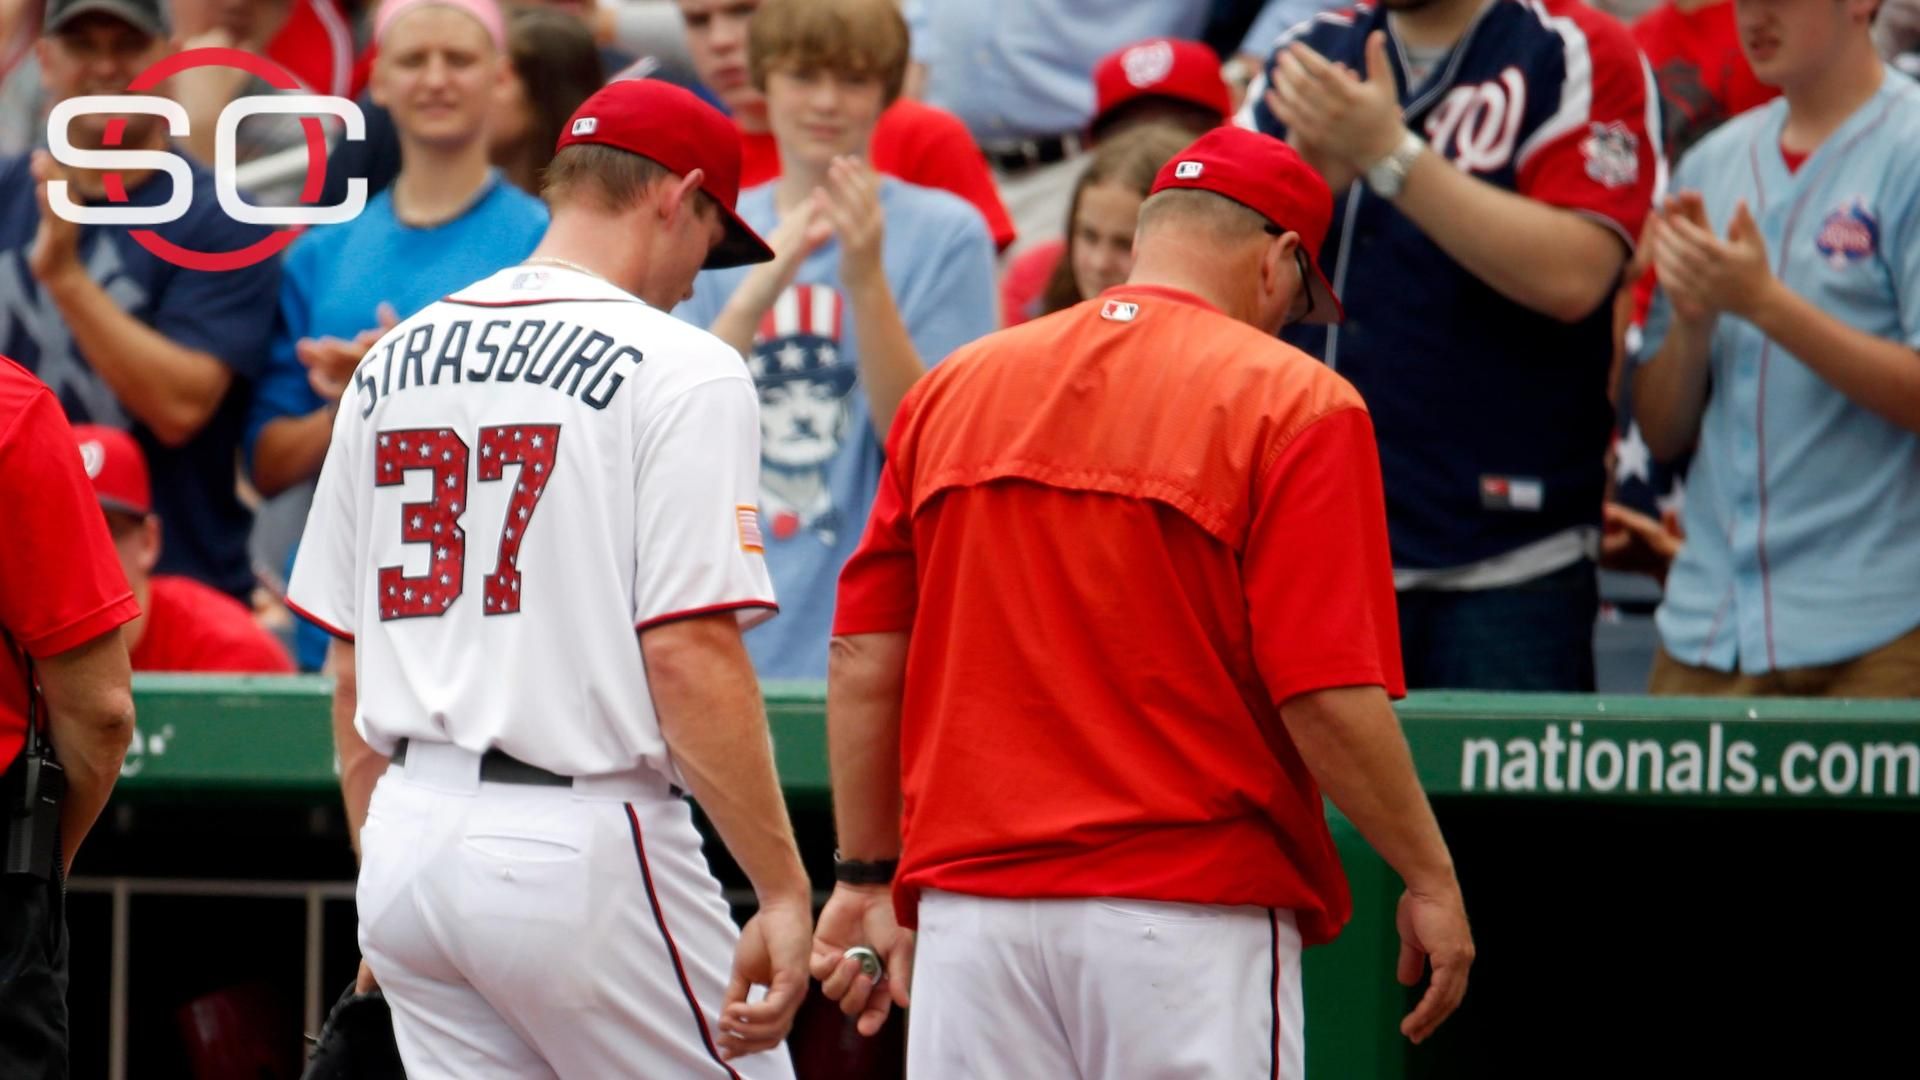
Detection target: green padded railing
<box><xmin>113</xmin><ymin>676</ymin><xmax>1920</xmax><ymax>1077</ymax></box>
<box><xmin>120</xmin><ymin>675</ymin><xmax>1920</xmax><ymax>809</ymax></box>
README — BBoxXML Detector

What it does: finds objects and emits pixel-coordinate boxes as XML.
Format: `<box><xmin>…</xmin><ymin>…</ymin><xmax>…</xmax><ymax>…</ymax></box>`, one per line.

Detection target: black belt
<box><xmin>983</xmin><ymin>132</ymin><xmax>1085</xmax><ymax>174</ymax></box>
<box><xmin>391</xmin><ymin>739</ymin><xmax>573</xmax><ymax>788</ymax></box>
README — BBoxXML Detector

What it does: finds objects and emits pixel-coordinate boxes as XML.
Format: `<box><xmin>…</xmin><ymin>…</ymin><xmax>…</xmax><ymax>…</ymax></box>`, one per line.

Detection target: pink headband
<box><xmin>374</xmin><ymin>0</ymin><xmax>507</xmax><ymax>52</ymax></box>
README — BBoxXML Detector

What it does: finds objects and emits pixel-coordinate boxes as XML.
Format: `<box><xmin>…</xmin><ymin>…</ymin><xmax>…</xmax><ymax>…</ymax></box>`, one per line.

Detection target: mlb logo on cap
<box><xmin>570</xmin><ymin>116</ymin><xmax>598</xmax><ymax>136</ymax></box>
<box><xmin>1174</xmin><ymin>161</ymin><xmax>1203</xmax><ymax>179</ymax></box>
<box><xmin>1100</xmin><ymin>300</ymin><xmax>1139</xmax><ymax>322</ymax></box>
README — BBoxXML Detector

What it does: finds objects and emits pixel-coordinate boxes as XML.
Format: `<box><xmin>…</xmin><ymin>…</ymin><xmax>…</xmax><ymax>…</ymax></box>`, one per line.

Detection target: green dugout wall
<box><xmin>71</xmin><ymin>678</ymin><xmax>1920</xmax><ymax>1078</ymax></box>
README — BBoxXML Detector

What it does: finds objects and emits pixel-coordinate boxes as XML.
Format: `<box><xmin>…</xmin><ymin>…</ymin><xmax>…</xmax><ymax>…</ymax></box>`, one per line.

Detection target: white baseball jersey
<box><xmin>287</xmin><ymin>264</ymin><xmax>776</xmax><ymax>780</ymax></box>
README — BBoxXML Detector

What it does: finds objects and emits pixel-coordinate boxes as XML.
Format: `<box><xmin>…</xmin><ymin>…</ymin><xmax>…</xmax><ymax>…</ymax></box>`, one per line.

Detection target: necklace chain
<box><xmin>522</xmin><ymin>256</ymin><xmax>611</xmax><ymax>283</ymax></box>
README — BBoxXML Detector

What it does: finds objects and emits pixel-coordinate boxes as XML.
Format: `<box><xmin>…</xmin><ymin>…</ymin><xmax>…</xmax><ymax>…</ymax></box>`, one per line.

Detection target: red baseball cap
<box><xmin>1093</xmin><ymin>38</ymin><xmax>1233</xmax><ymax>134</ymax></box>
<box><xmin>71</xmin><ymin>424</ymin><xmax>151</xmax><ymax>517</ymax></box>
<box><xmin>1150</xmin><ymin>127</ymin><xmax>1343</xmax><ymax>324</ymax></box>
<box><xmin>555</xmin><ymin>79</ymin><xmax>774</xmax><ymax>270</ymax></box>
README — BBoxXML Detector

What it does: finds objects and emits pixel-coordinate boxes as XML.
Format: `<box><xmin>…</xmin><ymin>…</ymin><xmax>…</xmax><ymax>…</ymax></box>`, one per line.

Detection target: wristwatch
<box><xmin>1364</xmin><ymin>130</ymin><xmax>1426</xmax><ymax>201</ymax></box>
<box><xmin>833</xmin><ymin>850</ymin><xmax>899</xmax><ymax>885</ymax></box>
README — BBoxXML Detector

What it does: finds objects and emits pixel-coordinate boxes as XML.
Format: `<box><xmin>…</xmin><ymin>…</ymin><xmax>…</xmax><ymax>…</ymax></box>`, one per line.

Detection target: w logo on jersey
<box><xmin>750</xmin><ymin>285</ymin><xmax>856</xmax><ymax>546</ymax></box>
<box><xmin>1815</xmin><ymin>198</ymin><xmax>1878</xmax><ymax>270</ymax></box>
<box><xmin>1424</xmin><ymin>67</ymin><xmax>1526</xmax><ymax>176</ymax></box>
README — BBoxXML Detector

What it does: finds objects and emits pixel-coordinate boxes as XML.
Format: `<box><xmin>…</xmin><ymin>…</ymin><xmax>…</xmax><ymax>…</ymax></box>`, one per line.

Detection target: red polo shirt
<box><xmin>739</xmin><ymin>98</ymin><xmax>1017</xmax><ymax>251</ymax></box>
<box><xmin>834</xmin><ymin>286</ymin><xmax>1404</xmax><ymax>945</ymax></box>
<box><xmin>0</xmin><ymin>358</ymin><xmax>139</xmax><ymax>769</ymax></box>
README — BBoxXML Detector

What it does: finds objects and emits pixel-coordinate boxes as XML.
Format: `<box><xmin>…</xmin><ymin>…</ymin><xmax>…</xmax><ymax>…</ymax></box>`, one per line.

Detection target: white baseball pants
<box><xmin>355</xmin><ymin>742</ymin><xmax>794</xmax><ymax>1079</ymax></box>
<box><xmin>907</xmin><ymin>889</ymin><xmax>1304</xmax><ymax>1079</ymax></box>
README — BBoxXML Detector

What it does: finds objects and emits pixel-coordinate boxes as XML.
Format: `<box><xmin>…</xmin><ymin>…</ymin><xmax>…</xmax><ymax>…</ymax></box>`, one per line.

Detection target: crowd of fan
<box><xmin>3</xmin><ymin>0</ymin><xmax>1916</xmax><ymax>697</ymax></box>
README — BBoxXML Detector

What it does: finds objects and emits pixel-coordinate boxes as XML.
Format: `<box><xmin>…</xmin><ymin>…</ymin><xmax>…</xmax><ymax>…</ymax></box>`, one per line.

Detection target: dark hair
<box><xmin>497</xmin><ymin>6</ymin><xmax>605</xmax><ymax>195</ymax></box>
<box><xmin>1038</xmin><ymin>122</ymin><xmax>1192</xmax><ymax>318</ymax></box>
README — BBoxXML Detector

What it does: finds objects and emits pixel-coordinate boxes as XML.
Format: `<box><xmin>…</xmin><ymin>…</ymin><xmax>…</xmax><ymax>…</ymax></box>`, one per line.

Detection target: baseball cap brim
<box><xmin>705</xmin><ymin>203</ymin><xmax>774</xmax><ymax>270</ymax></box>
<box><xmin>1302</xmin><ymin>259</ymin><xmax>1342</xmax><ymax>325</ymax></box>
<box><xmin>46</xmin><ymin>0</ymin><xmax>167</xmax><ymax>38</ymax></box>
<box><xmin>97</xmin><ymin>494</ymin><xmax>149</xmax><ymax>518</ymax></box>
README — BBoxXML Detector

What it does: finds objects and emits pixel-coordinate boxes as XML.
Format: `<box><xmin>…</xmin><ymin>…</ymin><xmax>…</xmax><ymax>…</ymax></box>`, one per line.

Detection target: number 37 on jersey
<box><xmin>373</xmin><ymin>423</ymin><xmax>560</xmax><ymax>622</ymax></box>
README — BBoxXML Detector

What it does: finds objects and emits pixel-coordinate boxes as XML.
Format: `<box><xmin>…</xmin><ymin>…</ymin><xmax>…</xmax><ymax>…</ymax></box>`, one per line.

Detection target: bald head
<box><xmin>1135</xmin><ymin>188</ymin><xmax>1275</xmax><ymax>245</ymax></box>
<box><xmin>1128</xmin><ymin>188</ymin><xmax>1305</xmax><ymax>334</ymax></box>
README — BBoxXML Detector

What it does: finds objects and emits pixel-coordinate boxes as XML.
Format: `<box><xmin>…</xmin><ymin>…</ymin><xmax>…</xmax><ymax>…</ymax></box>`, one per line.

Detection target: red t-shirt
<box><xmin>0</xmin><ymin>358</ymin><xmax>139</xmax><ymax>768</ymax></box>
<box><xmin>739</xmin><ymin>99</ymin><xmax>1017</xmax><ymax>251</ymax></box>
<box><xmin>1633</xmin><ymin>1</ymin><xmax>1779</xmax><ymax>161</ymax></box>
<box><xmin>999</xmin><ymin>238</ymin><xmax>1063</xmax><ymax>327</ymax></box>
<box><xmin>130</xmin><ymin>576</ymin><xmax>294</xmax><ymax>675</ymax></box>
<box><xmin>834</xmin><ymin>286</ymin><xmax>1405</xmax><ymax>945</ymax></box>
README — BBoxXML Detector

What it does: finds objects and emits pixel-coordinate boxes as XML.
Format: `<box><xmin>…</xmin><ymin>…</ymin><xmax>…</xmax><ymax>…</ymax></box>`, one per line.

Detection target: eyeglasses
<box><xmin>1266</xmin><ymin>224</ymin><xmax>1316</xmax><ymax>324</ymax></box>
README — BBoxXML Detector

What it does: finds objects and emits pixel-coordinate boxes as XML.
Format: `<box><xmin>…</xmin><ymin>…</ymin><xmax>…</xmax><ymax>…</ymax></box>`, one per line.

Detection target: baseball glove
<box><xmin>300</xmin><ymin>980</ymin><xmax>406</xmax><ymax>1080</ymax></box>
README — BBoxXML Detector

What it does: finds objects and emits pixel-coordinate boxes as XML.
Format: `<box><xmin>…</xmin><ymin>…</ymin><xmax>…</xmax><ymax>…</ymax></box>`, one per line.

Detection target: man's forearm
<box><xmin>326</xmin><ymin>640</ymin><xmax>385</xmax><ymax>859</ymax></box>
<box><xmin>36</xmin><ymin>629</ymin><xmax>136</xmax><ymax>869</ymax></box>
<box><xmin>253</xmin><ymin>406</ymin><xmax>337</xmax><ymax>497</ymax></box>
<box><xmin>644</xmin><ymin>615</ymin><xmax>809</xmax><ymax>904</ymax></box>
<box><xmin>1281</xmin><ymin>686</ymin><xmax>1456</xmax><ymax>894</ymax></box>
<box><xmin>44</xmin><ymin>271</ymin><xmax>231</xmax><ymax>446</ymax></box>
<box><xmin>1392</xmin><ymin>149</ymin><xmax>1628</xmax><ymax>323</ymax></box>
<box><xmin>843</xmin><ymin>274</ymin><xmax>924</xmax><ymax>440</ymax></box>
<box><xmin>825</xmin><ymin>632</ymin><xmax>908</xmax><ymax>859</ymax></box>
<box><xmin>1634</xmin><ymin>313</ymin><xmax>1716</xmax><ymax>462</ymax></box>
<box><xmin>1745</xmin><ymin>278</ymin><xmax>1920</xmax><ymax>435</ymax></box>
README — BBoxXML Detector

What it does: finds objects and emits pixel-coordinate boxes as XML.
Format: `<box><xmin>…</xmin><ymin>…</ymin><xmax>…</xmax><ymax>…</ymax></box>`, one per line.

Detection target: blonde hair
<box><xmin>543</xmin><ymin>144</ymin><xmax>705</xmax><ymax>217</ymax></box>
<box><xmin>748</xmin><ymin>0</ymin><xmax>910</xmax><ymax>104</ymax></box>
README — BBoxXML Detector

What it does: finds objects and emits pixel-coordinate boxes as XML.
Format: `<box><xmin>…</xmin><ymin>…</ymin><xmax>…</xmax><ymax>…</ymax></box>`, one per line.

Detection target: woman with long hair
<box><xmin>491</xmin><ymin>5</ymin><xmax>606</xmax><ymax>194</ymax></box>
<box><xmin>1003</xmin><ymin>122</ymin><xmax>1192</xmax><ymax>325</ymax></box>
<box><xmin>1038</xmin><ymin>122</ymin><xmax>1192</xmax><ymax>318</ymax></box>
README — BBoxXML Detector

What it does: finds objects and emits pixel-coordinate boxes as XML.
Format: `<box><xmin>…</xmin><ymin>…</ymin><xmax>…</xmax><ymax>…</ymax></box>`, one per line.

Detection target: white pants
<box><xmin>356</xmin><ymin>742</ymin><xmax>795</xmax><ymax>1080</ymax></box>
<box><xmin>908</xmin><ymin>890</ymin><xmax>1304</xmax><ymax>1079</ymax></box>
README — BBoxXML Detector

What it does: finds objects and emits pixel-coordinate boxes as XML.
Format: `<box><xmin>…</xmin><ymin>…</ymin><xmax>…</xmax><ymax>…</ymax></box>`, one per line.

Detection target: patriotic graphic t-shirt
<box><xmin>676</xmin><ymin>178</ymin><xmax>997</xmax><ymax>678</ymax></box>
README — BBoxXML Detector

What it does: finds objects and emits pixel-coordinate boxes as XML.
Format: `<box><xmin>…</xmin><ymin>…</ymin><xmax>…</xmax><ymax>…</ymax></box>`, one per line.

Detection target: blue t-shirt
<box><xmin>0</xmin><ymin>151</ymin><xmax>279</xmax><ymax>600</ymax></box>
<box><xmin>677</xmin><ymin>178</ymin><xmax>997</xmax><ymax>678</ymax></box>
<box><xmin>246</xmin><ymin>172</ymin><xmax>549</xmax><ymax>456</ymax></box>
<box><xmin>256</xmin><ymin>171</ymin><xmax>548</xmax><ymax>669</ymax></box>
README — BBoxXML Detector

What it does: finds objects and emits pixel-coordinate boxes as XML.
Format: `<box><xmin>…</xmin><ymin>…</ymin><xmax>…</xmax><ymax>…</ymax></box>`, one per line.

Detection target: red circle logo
<box><xmin>100</xmin><ymin>47</ymin><xmax>334</xmax><ymax>272</ymax></box>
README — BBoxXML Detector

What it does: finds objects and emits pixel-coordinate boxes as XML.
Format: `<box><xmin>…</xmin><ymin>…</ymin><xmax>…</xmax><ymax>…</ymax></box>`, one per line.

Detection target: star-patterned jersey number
<box><xmin>375</xmin><ymin>428</ymin><xmax>469</xmax><ymax>620</ymax></box>
<box><xmin>477</xmin><ymin>424</ymin><xmax>560</xmax><ymax>616</ymax></box>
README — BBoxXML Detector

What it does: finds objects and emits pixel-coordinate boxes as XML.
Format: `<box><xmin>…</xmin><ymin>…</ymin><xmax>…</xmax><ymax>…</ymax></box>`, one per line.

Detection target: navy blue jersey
<box><xmin>0</xmin><ymin>151</ymin><xmax>279</xmax><ymax>600</ymax></box>
<box><xmin>1241</xmin><ymin>0</ymin><xmax>1659</xmax><ymax>571</ymax></box>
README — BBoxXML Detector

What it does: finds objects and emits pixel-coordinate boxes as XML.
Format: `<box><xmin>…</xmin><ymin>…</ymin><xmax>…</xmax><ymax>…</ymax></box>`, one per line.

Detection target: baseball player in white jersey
<box><xmin>286</xmin><ymin>79</ymin><xmax>811</xmax><ymax>1078</ymax></box>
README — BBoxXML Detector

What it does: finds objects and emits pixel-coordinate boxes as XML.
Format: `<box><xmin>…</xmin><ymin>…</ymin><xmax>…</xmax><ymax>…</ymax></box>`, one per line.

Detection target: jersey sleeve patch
<box><xmin>737</xmin><ymin>505</ymin><xmax>765</xmax><ymax>554</ymax></box>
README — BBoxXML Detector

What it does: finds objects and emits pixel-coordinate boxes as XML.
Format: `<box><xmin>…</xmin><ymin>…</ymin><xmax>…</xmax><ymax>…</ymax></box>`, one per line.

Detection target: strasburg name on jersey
<box><xmin>286</xmin><ymin>265</ymin><xmax>777</xmax><ymax>782</ymax></box>
<box><xmin>349</xmin><ymin>293</ymin><xmax>645</xmax><ymax>418</ymax></box>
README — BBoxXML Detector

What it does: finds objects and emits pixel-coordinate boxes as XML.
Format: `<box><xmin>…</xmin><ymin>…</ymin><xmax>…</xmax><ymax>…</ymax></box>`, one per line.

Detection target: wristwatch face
<box><xmin>1367</xmin><ymin>157</ymin><xmax>1405</xmax><ymax>199</ymax></box>
<box><xmin>1368</xmin><ymin>136</ymin><xmax>1418</xmax><ymax>198</ymax></box>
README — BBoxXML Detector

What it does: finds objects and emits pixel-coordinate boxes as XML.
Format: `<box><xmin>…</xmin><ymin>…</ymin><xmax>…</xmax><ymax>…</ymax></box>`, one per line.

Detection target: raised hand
<box><xmin>1266</xmin><ymin>31</ymin><xmax>1407</xmax><ymax>176</ymax></box>
<box><xmin>821</xmin><ymin>156</ymin><xmax>886</xmax><ymax>289</ymax></box>
<box><xmin>29</xmin><ymin>150</ymin><xmax>86</xmax><ymax>289</ymax></box>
